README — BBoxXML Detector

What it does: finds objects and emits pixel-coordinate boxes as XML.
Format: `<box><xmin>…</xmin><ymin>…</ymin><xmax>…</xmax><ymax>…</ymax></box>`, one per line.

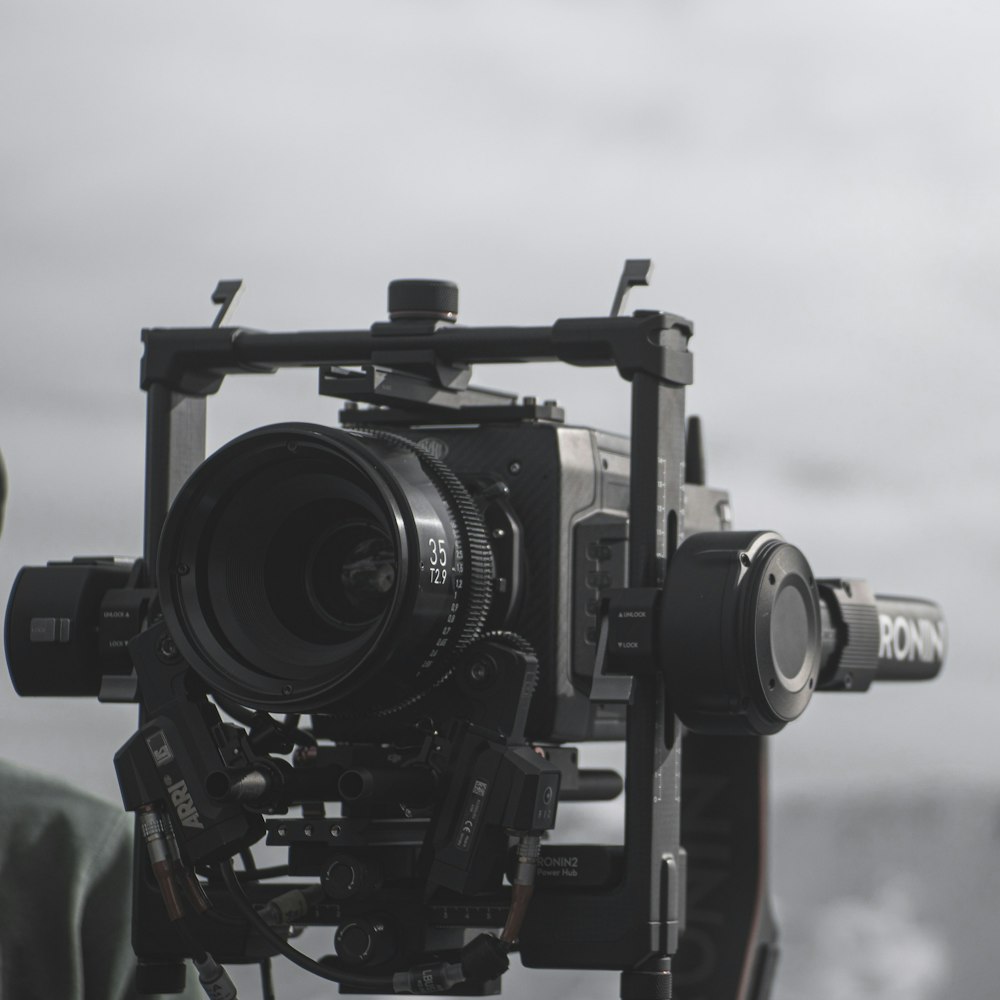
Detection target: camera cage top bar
<box><xmin>140</xmin><ymin>311</ymin><xmax>694</xmax><ymax>397</ymax></box>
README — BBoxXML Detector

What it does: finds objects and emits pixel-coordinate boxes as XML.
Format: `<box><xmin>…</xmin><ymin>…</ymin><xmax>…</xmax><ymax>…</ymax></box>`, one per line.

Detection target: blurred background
<box><xmin>1</xmin><ymin>1</ymin><xmax>997</xmax><ymax>997</ymax></box>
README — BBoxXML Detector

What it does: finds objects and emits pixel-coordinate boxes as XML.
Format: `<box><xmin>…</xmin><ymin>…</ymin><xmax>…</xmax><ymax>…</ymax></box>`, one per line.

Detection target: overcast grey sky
<box><xmin>1</xmin><ymin>2</ymin><xmax>998</xmax><ymax>995</ymax></box>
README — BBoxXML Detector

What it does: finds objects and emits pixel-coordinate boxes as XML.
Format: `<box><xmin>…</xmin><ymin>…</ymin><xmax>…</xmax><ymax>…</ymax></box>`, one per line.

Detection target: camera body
<box><xmin>393</xmin><ymin>422</ymin><xmax>632</xmax><ymax>745</ymax></box>
<box><xmin>377</xmin><ymin>421</ymin><xmax>733</xmax><ymax>744</ymax></box>
<box><xmin>357</xmin><ymin>421</ymin><xmax>625</xmax><ymax>743</ymax></box>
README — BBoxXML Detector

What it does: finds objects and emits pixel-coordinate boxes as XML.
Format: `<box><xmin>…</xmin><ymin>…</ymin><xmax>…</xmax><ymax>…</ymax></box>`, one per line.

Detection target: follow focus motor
<box><xmin>5</xmin><ymin>263</ymin><xmax>946</xmax><ymax>1000</ymax></box>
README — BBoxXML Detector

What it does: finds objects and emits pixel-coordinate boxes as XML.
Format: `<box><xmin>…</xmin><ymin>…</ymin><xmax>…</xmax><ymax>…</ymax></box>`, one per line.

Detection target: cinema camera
<box><xmin>5</xmin><ymin>263</ymin><xmax>945</xmax><ymax>1000</ymax></box>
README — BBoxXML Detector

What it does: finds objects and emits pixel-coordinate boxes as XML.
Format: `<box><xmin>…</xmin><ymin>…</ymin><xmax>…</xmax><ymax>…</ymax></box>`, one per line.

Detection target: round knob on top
<box><xmin>387</xmin><ymin>280</ymin><xmax>458</xmax><ymax>322</ymax></box>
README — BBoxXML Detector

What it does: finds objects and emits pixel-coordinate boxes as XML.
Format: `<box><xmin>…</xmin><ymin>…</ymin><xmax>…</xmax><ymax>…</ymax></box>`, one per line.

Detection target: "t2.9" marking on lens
<box><xmin>429</xmin><ymin>537</ymin><xmax>449</xmax><ymax>584</ymax></box>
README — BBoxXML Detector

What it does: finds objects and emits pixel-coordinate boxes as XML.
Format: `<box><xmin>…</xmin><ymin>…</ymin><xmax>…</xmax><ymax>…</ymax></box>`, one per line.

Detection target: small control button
<box><xmin>30</xmin><ymin>617</ymin><xmax>70</xmax><ymax>643</ymax></box>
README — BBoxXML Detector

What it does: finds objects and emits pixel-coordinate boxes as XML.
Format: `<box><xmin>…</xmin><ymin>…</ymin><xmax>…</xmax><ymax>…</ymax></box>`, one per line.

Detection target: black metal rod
<box><xmin>140</xmin><ymin>313</ymin><xmax>686</xmax><ymax>392</ymax></box>
<box><xmin>235</xmin><ymin>326</ymin><xmax>562</xmax><ymax>367</ymax></box>
<box><xmin>338</xmin><ymin>766</ymin><xmax>435</xmax><ymax>805</ymax></box>
<box><xmin>622</xmin><ymin>366</ymin><xmax>686</xmax><ymax>962</ymax></box>
<box><xmin>519</xmin><ymin>339</ymin><xmax>692</xmax><ymax>974</ymax></box>
<box><xmin>559</xmin><ymin>769</ymin><xmax>624</xmax><ymax>802</ymax></box>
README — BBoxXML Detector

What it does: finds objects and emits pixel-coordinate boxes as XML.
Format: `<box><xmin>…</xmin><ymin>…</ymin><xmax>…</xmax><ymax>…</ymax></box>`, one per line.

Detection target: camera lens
<box><xmin>157</xmin><ymin>424</ymin><xmax>493</xmax><ymax>714</ymax></box>
<box><xmin>304</xmin><ymin>521</ymin><xmax>395</xmax><ymax>630</ymax></box>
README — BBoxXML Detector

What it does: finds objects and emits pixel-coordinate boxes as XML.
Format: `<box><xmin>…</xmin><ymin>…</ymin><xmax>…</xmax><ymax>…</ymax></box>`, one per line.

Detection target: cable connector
<box><xmin>460</xmin><ymin>933</ymin><xmax>511</xmax><ymax>984</ymax></box>
<box><xmin>391</xmin><ymin>960</ymin><xmax>465</xmax><ymax>994</ymax></box>
<box><xmin>193</xmin><ymin>953</ymin><xmax>239</xmax><ymax>999</ymax></box>
<box><xmin>138</xmin><ymin>805</ymin><xmax>184</xmax><ymax>921</ymax></box>
<box><xmin>161</xmin><ymin>811</ymin><xmax>210</xmax><ymax>913</ymax></box>
<box><xmin>500</xmin><ymin>833</ymin><xmax>541</xmax><ymax>946</ymax></box>
<box><xmin>510</xmin><ymin>833</ymin><xmax>540</xmax><ymax>887</ymax></box>
<box><xmin>258</xmin><ymin>885</ymin><xmax>325</xmax><ymax>927</ymax></box>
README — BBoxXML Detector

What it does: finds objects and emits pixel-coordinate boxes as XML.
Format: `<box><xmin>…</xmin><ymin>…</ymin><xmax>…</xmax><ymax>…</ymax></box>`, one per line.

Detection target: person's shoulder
<box><xmin>0</xmin><ymin>757</ymin><xmax>124</xmax><ymax>825</ymax></box>
<box><xmin>0</xmin><ymin>764</ymin><xmax>147</xmax><ymax>1000</ymax></box>
<box><xmin>0</xmin><ymin>758</ymin><xmax>130</xmax><ymax>868</ymax></box>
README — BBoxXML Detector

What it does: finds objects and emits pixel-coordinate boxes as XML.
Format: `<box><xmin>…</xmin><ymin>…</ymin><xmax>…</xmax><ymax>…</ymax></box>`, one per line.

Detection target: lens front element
<box><xmin>305</xmin><ymin>520</ymin><xmax>396</xmax><ymax>630</ymax></box>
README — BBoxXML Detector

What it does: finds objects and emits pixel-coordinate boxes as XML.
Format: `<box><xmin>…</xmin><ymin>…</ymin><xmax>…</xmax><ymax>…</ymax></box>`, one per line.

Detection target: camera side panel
<box><xmin>396</xmin><ymin>424</ymin><xmax>632</xmax><ymax>743</ymax></box>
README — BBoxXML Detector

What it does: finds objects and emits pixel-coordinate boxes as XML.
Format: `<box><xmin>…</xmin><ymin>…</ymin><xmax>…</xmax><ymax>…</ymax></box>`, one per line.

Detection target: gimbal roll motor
<box><xmin>661</xmin><ymin>530</ymin><xmax>822</xmax><ymax>736</ymax></box>
<box><xmin>594</xmin><ymin>527</ymin><xmax>945</xmax><ymax>736</ymax></box>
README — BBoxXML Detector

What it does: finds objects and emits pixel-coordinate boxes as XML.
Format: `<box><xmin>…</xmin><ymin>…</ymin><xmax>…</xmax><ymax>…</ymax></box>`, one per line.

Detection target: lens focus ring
<box><xmin>360</xmin><ymin>430</ymin><xmax>493</xmax><ymax>671</ymax></box>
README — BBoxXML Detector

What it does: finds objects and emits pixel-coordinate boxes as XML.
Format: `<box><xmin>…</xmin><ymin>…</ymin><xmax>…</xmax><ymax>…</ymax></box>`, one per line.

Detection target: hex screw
<box><xmin>157</xmin><ymin>635</ymin><xmax>178</xmax><ymax>661</ymax></box>
<box><xmin>466</xmin><ymin>658</ymin><xmax>495</xmax><ymax>689</ymax></box>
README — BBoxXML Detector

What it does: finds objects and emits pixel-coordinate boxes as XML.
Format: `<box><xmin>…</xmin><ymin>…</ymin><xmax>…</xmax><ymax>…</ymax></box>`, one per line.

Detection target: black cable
<box><xmin>214</xmin><ymin>695</ymin><xmax>318</xmax><ymax>748</ymax></box>
<box><xmin>196</xmin><ymin>862</ymin><xmax>291</xmax><ymax>884</ymax></box>
<box><xmin>292</xmin><ymin>728</ymin><xmax>317</xmax><ymax>748</ymax></box>
<box><xmin>259</xmin><ymin>957</ymin><xmax>276</xmax><ymax>1000</ymax></box>
<box><xmin>214</xmin><ymin>695</ymin><xmax>257</xmax><ymax>726</ymax></box>
<box><xmin>235</xmin><ymin>848</ymin><xmax>289</xmax><ymax>883</ymax></box>
<box><xmin>283</xmin><ymin>714</ymin><xmax>317</xmax><ymax>748</ymax></box>
<box><xmin>234</xmin><ymin>864</ymin><xmax>290</xmax><ymax>882</ymax></box>
<box><xmin>216</xmin><ymin>859</ymin><xmax>395</xmax><ymax>993</ymax></box>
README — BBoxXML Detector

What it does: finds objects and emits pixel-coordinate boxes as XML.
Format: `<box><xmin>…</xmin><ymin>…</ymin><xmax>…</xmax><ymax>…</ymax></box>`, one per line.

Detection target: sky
<box><xmin>1</xmin><ymin>2</ymin><xmax>998</xmax><ymax>997</ymax></box>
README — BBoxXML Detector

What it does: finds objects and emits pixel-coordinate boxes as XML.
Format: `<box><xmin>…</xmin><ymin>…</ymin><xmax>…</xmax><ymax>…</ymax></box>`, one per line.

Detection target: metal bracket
<box><xmin>318</xmin><ymin>364</ymin><xmax>518</xmax><ymax>412</ymax></box>
<box><xmin>611</xmin><ymin>259</ymin><xmax>653</xmax><ymax>317</ymax></box>
<box><xmin>211</xmin><ymin>279</ymin><xmax>243</xmax><ymax>328</ymax></box>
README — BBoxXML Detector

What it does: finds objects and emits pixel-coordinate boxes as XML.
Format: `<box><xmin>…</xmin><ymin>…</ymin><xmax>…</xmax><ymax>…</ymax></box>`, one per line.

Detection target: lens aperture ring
<box><xmin>358</xmin><ymin>429</ymin><xmax>494</xmax><ymax>700</ymax></box>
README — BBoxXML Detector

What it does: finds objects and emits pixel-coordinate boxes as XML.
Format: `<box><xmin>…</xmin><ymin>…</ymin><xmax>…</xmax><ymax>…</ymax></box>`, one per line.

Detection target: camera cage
<box><xmin>0</xmin><ymin>261</ymin><xmax>929</xmax><ymax>998</ymax></box>
<box><xmin>132</xmin><ymin>263</ymin><xmax>771</xmax><ymax>999</ymax></box>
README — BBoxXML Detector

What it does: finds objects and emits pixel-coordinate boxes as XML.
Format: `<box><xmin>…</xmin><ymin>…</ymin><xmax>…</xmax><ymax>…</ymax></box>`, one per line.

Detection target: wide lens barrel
<box><xmin>157</xmin><ymin>424</ymin><xmax>493</xmax><ymax>714</ymax></box>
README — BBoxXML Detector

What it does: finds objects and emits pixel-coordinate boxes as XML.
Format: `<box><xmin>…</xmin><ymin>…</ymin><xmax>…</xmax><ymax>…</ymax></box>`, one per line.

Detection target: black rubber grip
<box><xmin>817</xmin><ymin>581</ymin><xmax>945</xmax><ymax>690</ymax></box>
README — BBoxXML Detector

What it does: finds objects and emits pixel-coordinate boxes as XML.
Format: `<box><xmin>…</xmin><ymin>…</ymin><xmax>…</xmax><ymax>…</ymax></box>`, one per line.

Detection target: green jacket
<box><xmin>0</xmin><ymin>760</ymin><xmax>191</xmax><ymax>1000</ymax></box>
